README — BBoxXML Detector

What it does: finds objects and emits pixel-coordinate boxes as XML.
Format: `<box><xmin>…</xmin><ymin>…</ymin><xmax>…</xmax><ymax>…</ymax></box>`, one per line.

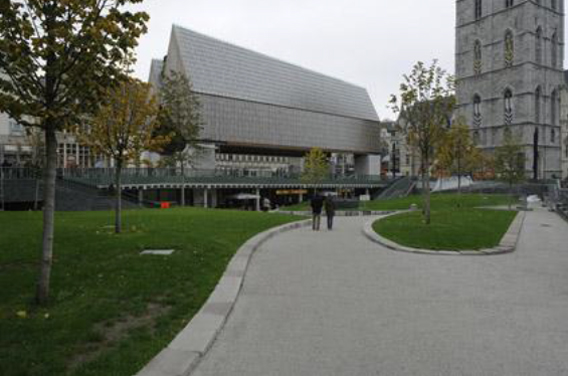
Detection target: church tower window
<box><xmin>535</xmin><ymin>86</ymin><xmax>542</xmax><ymax>123</ymax></box>
<box><xmin>551</xmin><ymin>0</ymin><xmax>557</xmax><ymax>11</ymax></box>
<box><xmin>536</xmin><ymin>27</ymin><xmax>542</xmax><ymax>64</ymax></box>
<box><xmin>473</xmin><ymin>40</ymin><xmax>482</xmax><ymax>75</ymax></box>
<box><xmin>550</xmin><ymin>89</ymin><xmax>558</xmax><ymax>125</ymax></box>
<box><xmin>504</xmin><ymin>89</ymin><xmax>513</xmax><ymax>125</ymax></box>
<box><xmin>473</xmin><ymin>94</ymin><xmax>482</xmax><ymax>127</ymax></box>
<box><xmin>505</xmin><ymin>0</ymin><xmax>514</xmax><ymax>8</ymax></box>
<box><xmin>551</xmin><ymin>31</ymin><xmax>558</xmax><ymax>68</ymax></box>
<box><xmin>475</xmin><ymin>0</ymin><xmax>482</xmax><ymax>20</ymax></box>
<box><xmin>504</xmin><ymin>31</ymin><xmax>514</xmax><ymax>67</ymax></box>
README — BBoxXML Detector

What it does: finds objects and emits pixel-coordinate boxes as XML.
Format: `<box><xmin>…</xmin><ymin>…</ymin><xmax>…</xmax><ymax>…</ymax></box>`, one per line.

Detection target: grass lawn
<box><xmin>0</xmin><ymin>208</ymin><xmax>300</xmax><ymax>376</ymax></box>
<box><xmin>373</xmin><ymin>209</ymin><xmax>518</xmax><ymax>250</ymax></box>
<box><xmin>282</xmin><ymin>193</ymin><xmax>514</xmax><ymax>212</ymax></box>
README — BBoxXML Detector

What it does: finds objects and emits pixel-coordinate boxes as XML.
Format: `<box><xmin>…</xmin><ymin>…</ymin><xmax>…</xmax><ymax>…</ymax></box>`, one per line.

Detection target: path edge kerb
<box><xmin>135</xmin><ymin>219</ymin><xmax>311</xmax><ymax>376</ymax></box>
<box><xmin>363</xmin><ymin>211</ymin><xmax>526</xmax><ymax>256</ymax></box>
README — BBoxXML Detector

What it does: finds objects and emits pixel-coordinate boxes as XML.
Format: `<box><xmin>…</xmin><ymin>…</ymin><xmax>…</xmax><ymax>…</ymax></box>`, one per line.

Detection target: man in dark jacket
<box><xmin>325</xmin><ymin>194</ymin><xmax>336</xmax><ymax>230</ymax></box>
<box><xmin>310</xmin><ymin>194</ymin><xmax>324</xmax><ymax>231</ymax></box>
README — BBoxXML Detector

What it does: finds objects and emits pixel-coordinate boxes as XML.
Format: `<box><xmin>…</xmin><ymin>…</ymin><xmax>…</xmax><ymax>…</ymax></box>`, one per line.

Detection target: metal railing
<box><xmin>59</xmin><ymin>168</ymin><xmax>391</xmax><ymax>187</ymax></box>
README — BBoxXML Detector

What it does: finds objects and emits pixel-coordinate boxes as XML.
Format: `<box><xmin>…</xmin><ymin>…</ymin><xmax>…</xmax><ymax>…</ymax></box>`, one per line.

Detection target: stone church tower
<box><xmin>456</xmin><ymin>0</ymin><xmax>565</xmax><ymax>179</ymax></box>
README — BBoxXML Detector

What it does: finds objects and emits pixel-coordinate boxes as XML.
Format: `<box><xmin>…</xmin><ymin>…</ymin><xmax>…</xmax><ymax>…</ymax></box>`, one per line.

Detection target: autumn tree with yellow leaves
<box><xmin>435</xmin><ymin>118</ymin><xmax>484</xmax><ymax>195</ymax></box>
<box><xmin>390</xmin><ymin>61</ymin><xmax>455</xmax><ymax>225</ymax></box>
<box><xmin>77</xmin><ymin>78</ymin><xmax>168</xmax><ymax>234</ymax></box>
<box><xmin>302</xmin><ymin>148</ymin><xmax>329</xmax><ymax>193</ymax></box>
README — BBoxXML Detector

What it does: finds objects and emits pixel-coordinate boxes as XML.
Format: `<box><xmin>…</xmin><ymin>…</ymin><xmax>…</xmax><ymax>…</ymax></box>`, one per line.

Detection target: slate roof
<box><xmin>169</xmin><ymin>25</ymin><xmax>379</xmax><ymax>122</ymax></box>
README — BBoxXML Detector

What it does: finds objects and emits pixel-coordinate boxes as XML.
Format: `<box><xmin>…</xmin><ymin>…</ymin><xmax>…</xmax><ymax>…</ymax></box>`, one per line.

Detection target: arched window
<box><xmin>505</xmin><ymin>0</ymin><xmax>514</xmax><ymax>7</ymax></box>
<box><xmin>535</xmin><ymin>86</ymin><xmax>541</xmax><ymax>123</ymax></box>
<box><xmin>504</xmin><ymin>89</ymin><xmax>513</xmax><ymax>125</ymax></box>
<box><xmin>551</xmin><ymin>0</ymin><xmax>557</xmax><ymax>10</ymax></box>
<box><xmin>504</xmin><ymin>31</ymin><xmax>514</xmax><ymax>67</ymax></box>
<box><xmin>551</xmin><ymin>128</ymin><xmax>556</xmax><ymax>143</ymax></box>
<box><xmin>473</xmin><ymin>94</ymin><xmax>482</xmax><ymax>127</ymax></box>
<box><xmin>473</xmin><ymin>40</ymin><xmax>482</xmax><ymax>75</ymax></box>
<box><xmin>551</xmin><ymin>31</ymin><xmax>558</xmax><ymax>68</ymax></box>
<box><xmin>535</xmin><ymin>27</ymin><xmax>542</xmax><ymax>64</ymax></box>
<box><xmin>475</xmin><ymin>0</ymin><xmax>483</xmax><ymax>20</ymax></box>
<box><xmin>550</xmin><ymin>90</ymin><xmax>558</xmax><ymax>125</ymax></box>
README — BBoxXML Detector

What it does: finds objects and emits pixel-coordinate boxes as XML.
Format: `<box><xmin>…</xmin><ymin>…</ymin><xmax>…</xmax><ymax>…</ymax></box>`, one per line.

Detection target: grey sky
<box><xmin>132</xmin><ymin>1</ymin><xmax>460</xmax><ymax>120</ymax></box>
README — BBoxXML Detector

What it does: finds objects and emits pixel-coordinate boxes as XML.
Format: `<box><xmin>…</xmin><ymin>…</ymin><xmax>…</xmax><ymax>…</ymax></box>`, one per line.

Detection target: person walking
<box><xmin>325</xmin><ymin>194</ymin><xmax>336</xmax><ymax>230</ymax></box>
<box><xmin>310</xmin><ymin>194</ymin><xmax>324</xmax><ymax>231</ymax></box>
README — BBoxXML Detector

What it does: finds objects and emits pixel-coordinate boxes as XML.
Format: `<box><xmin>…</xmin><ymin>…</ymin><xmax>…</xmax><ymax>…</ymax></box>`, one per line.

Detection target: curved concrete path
<box><xmin>192</xmin><ymin>207</ymin><xmax>568</xmax><ymax>376</ymax></box>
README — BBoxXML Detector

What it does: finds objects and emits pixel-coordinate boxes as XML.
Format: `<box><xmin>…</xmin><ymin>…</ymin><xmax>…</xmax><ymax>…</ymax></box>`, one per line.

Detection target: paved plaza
<box><xmin>192</xmin><ymin>207</ymin><xmax>568</xmax><ymax>376</ymax></box>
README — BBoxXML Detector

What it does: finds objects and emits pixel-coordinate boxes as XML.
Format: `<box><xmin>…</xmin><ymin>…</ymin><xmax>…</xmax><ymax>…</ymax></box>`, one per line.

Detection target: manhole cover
<box><xmin>140</xmin><ymin>250</ymin><xmax>175</xmax><ymax>256</ymax></box>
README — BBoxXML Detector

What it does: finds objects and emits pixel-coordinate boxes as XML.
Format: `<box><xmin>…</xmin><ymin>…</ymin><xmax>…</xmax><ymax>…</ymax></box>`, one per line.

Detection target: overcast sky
<box><xmin>131</xmin><ymin>1</ymin><xmax>458</xmax><ymax>120</ymax></box>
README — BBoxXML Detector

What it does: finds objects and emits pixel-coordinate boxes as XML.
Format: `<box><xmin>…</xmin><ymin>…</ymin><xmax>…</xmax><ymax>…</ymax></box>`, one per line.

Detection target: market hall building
<box><xmin>148</xmin><ymin>25</ymin><xmax>383</xmax><ymax>207</ymax></box>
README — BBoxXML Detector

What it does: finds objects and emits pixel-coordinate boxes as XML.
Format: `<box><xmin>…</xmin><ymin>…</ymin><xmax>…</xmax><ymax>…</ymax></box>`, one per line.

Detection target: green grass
<box><xmin>282</xmin><ymin>193</ymin><xmax>514</xmax><ymax>212</ymax></box>
<box><xmin>361</xmin><ymin>193</ymin><xmax>514</xmax><ymax>211</ymax></box>
<box><xmin>0</xmin><ymin>208</ymin><xmax>300</xmax><ymax>376</ymax></box>
<box><xmin>373</xmin><ymin>209</ymin><xmax>518</xmax><ymax>250</ymax></box>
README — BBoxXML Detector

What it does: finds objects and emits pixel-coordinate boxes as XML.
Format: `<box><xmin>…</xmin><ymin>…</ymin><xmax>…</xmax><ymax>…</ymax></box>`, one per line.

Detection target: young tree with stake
<box><xmin>390</xmin><ymin>61</ymin><xmax>455</xmax><ymax>224</ymax></box>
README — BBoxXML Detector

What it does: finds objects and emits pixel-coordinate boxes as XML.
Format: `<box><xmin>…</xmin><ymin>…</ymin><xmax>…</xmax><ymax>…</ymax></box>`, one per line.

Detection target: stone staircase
<box><xmin>1</xmin><ymin>177</ymin><xmax>139</xmax><ymax>211</ymax></box>
<box><xmin>375</xmin><ymin>177</ymin><xmax>415</xmax><ymax>200</ymax></box>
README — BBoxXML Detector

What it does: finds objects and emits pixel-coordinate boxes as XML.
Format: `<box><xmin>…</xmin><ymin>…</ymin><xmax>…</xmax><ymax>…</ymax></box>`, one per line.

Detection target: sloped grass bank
<box><xmin>373</xmin><ymin>209</ymin><xmax>517</xmax><ymax>251</ymax></box>
<box><xmin>283</xmin><ymin>193</ymin><xmax>513</xmax><ymax>212</ymax></box>
<box><xmin>0</xmin><ymin>208</ymin><xmax>299</xmax><ymax>376</ymax></box>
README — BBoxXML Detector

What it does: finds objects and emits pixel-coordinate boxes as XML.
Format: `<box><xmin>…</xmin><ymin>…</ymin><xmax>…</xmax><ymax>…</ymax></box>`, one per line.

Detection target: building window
<box><xmin>536</xmin><ymin>27</ymin><xmax>542</xmax><ymax>64</ymax></box>
<box><xmin>504</xmin><ymin>89</ymin><xmax>513</xmax><ymax>125</ymax></box>
<box><xmin>475</xmin><ymin>0</ymin><xmax>483</xmax><ymax>20</ymax></box>
<box><xmin>473</xmin><ymin>130</ymin><xmax>480</xmax><ymax>145</ymax></box>
<box><xmin>505</xmin><ymin>0</ymin><xmax>514</xmax><ymax>7</ymax></box>
<box><xmin>551</xmin><ymin>90</ymin><xmax>558</xmax><ymax>125</ymax></box>
<box><xmin>551</xmin><ymin>0</ymin><xmax>557</xmax><ymax>10</ymax></box>
<box><xmin>551</xmin><ymin>128</ymin><xmax>556</xmax><ymax>143</ymax></box>
<box><xmin>473</xmin><ymin>94</ymin><xmax>482</xmax><ymax>127</ymax></box>
<box><xmin>551</xmin><ymin>31</ymin><xmax>558</xmax><ymax>68</ymax></box>
<box><xmin>473</xmin><ymin>40</ymin><xmax>482</xmax><ymax>75</ymax></box>
<box><xmin>504</xmin><ymin>31</ymin><xmax>514</xmax><ymax>67</ymax></box>
<box><xmin>535</xmin><ymin>86</ymin><xmax>541</xmax><ymax>123</ymax></box>
<box><xmin>8</xmin><ymin>120</ymin><xmax>24</xmax><ymax>135</ymax></box>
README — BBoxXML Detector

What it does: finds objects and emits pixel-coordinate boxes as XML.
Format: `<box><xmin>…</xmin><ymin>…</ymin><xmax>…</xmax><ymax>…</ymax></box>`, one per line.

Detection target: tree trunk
<box><xmin>34</xmin><ymin>175</ymin><xmax>40</xmax><ymax>211</ymax></box>
<box><xmin>508</xmin><ymin>181</ymin><xmax>513</xmax><ymax>210</ymax></box>
<box><xmin>424</xmin><ymin>158</ymin><xmax>431</xmax><ymax>225</ymax></box>
<box><xmin>457</xmin><ymin>155</ymin><xmax>462</xmax><ymax>196</ymax></box>
<box><xmin>115</xmin><ymin>160</ymin><xmax>123</xmax><ymax>234</ymax></box>
<box><xmin>36</xmin><ymin>126</ymin><xmax>57</xmax><ymax>305</ymax></box>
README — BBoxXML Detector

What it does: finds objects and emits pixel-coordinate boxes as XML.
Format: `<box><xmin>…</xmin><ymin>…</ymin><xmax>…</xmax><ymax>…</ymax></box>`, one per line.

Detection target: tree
<box><xmin>76</xmin><ymin>78</ymin><xmax>167</xmax><ymax>234</ymax></box>
<box><xmin>157</xmin><ymin>71</ymin><xmax>203</xmax><ymax>170</ymax></box>
<box><xmin>435</xmin><ymin>118</ymin><xmax>481</xmax><ymax>195</ymax></box>
<box><xmin>302</xmin><ymin>148</ymin><xmax>329</xmax><ymax>193</ymax></box>
<box><xmin>25</xmin><ymin>127</ymin><xmax>45</xmax><ymax>210</ymax></box>
<box><xmin>0</xmin><ymin>0</ymin><xmax>149</xmax><ymax>305</ymax></box>
<box><xmin>495</xmin><ymin>128</ymin><xmax>525</xmax><ymax>209</ymax></box>
<box><xmin>390</xmin><ymin>61</ymin><xmax>455</xmax><ymax>224</ymax></box>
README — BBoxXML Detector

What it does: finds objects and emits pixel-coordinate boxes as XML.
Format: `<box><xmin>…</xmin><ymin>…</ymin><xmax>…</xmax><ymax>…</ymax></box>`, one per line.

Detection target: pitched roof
<box><xmin>169</xmin><ymin>25</ymin><xmax>379</xmax><ymax>122</ymax></box>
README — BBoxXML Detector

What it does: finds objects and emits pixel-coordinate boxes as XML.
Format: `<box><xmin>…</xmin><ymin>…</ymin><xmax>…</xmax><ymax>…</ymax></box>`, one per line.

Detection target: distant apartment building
<box><xmin>0</xmin><ymin>112</ymin><xmax>31</xmax><ymax>166</ymax></box>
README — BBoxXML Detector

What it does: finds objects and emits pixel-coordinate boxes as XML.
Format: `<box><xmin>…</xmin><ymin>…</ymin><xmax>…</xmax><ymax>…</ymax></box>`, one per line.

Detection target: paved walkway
<box><xmin>193</xmin><ymin>207</ymin><xmax>568</xmax><ymax>376</ymax></box>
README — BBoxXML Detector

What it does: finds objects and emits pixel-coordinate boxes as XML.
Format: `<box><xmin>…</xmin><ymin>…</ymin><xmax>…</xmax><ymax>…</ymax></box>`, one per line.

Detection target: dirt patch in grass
<box><xmin>67</xmin><ymin>302</ymin><xmax>171</xmax><ymax>372</ymax></box>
